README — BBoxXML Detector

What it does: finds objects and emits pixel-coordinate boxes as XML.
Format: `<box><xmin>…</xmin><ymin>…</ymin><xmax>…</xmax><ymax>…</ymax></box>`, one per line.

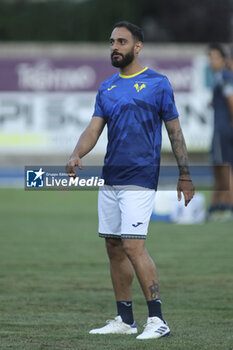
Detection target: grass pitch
<box><xmin>0</xmin><ymin>189</ymin><xmax>232</xmax><ymax>350</ymax></box>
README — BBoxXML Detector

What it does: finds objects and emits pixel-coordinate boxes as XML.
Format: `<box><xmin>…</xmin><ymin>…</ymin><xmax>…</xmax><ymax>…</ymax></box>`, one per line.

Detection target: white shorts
<box><xmin>98</xmin><ymin>185</ymin><xmax>156</xmax><ymax>239</ymax></box>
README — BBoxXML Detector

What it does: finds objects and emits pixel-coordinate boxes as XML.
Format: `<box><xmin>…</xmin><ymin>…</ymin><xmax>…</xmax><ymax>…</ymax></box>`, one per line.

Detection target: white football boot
<box><xmin>136</xmin><ymin>316</ymin><xmax>170</xmax><ymax>340</ymax></box>
<box><xmin>89</xmin><ymin>315</ymin><xmax>137</xmax><ymax>335</ymax></box>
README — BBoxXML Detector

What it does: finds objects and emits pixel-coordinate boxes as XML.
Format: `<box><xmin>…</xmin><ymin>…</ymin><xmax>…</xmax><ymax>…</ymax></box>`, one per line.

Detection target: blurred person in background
<box><xmin>227</xmin><ymin>45</ymin><xmax>233</xmax><ymax>71</ymax></box>
<box><xmin>207</xmin><ymin>43</ymin><xmax>233</xmax><ymax>221</ymax></box>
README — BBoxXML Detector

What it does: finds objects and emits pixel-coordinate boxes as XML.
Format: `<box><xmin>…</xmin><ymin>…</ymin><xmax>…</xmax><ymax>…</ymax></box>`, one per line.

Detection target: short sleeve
<box><xmin>159</xmin><ymin>77</ymin><xmax>179</xmax><ymax>121</ymax></box>
<box><xmin>92</xmin><ymin>90</ymin><xmax>105</xmax><ymax>119</ymax></box>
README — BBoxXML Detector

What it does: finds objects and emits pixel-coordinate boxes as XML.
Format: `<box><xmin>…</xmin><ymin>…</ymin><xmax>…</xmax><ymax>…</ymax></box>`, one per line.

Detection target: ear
<box><xmin>135</xmin><ymin>41</ymin><xmax>143</xmax><ymax>55</ymax></box>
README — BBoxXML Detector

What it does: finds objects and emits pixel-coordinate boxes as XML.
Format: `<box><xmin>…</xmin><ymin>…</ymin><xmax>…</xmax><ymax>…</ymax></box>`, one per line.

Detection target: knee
<box><xmin>122</xmin><ymin>240</ymin><xmax>144</xmax><ymax>265</ymax></box>
<box><xmin>105</xmin><ymin>238</ymin><xmax>124</xmax><ymax>260</ymax></box>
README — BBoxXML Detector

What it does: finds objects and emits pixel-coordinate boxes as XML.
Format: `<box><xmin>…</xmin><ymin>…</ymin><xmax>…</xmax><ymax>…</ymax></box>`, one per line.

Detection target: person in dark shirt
<box><xmin>227</xmin><ymin>45</ymin><xmax>233</xmax><ymax>72</ymax></box>
<box><xmin>208</xmin><ymin>44</ymin><xmax>233</xmax><ymax>220</ymax></box>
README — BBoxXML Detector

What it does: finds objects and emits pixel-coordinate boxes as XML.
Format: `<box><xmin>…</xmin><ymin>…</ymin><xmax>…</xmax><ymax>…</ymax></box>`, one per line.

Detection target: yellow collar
<box><xmin>119</xmin><ymin>67</ymin><xmax>148</xmax><ymax>79</ymax></box>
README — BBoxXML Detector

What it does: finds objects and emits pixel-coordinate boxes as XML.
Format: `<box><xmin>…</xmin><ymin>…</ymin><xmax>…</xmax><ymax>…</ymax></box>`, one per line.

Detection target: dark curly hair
<box><xmin>114</xmin><ymin>21</ymin><xmax>144</xmax><ymax>43</ymax></box>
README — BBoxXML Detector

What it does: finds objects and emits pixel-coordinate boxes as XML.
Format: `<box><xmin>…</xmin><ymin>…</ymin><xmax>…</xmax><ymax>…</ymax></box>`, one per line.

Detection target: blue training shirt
<box><xmin>212</xmin><ymin>68</ymin><xmax>233</xmax><ymax>135</ymax></box>
<box><xmin>93</xmin><ymin>67</ymin><xmax>179</xmax><ymax>189</ymax></box>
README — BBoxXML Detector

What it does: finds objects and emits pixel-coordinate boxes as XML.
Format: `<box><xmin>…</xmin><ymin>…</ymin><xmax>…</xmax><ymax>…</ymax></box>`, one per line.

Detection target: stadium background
<box><xmin>0</xmin><ymin>1</ymin><xmax>233</xmax><ymax>349</ymax></box>
<box><xmin>0</xmin><ymin>0</ymin><xmax>233</xmax><ymax>186</ymax></box>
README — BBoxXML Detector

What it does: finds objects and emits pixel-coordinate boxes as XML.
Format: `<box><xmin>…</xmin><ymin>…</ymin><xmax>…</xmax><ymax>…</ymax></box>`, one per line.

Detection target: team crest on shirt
<box><xmin>134</xmin><ymin>82</ymin><xmax>146</xmax><ymax>92</ymax></box>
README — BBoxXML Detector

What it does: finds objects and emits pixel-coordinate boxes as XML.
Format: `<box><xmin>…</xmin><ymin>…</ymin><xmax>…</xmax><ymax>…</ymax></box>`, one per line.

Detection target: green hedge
<box><xmin>0</xmin><ymin>0</ymin><xmax>231</xmax><ymax>42</ymax></box>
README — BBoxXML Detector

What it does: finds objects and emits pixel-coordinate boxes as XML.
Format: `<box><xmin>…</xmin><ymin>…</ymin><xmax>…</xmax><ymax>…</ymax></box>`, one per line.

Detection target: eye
<box><xmin>119</xmin><ymin>39</ymin><xmax>126</xmax><ymax>45</ymax></box>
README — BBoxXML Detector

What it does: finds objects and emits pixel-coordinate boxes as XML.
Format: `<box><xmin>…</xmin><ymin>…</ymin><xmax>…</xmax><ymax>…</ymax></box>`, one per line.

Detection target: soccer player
<box><xmin>207</xmin><ymin>44</ymin><xmax>233</xmax><ymax>221</ymax></box>
<box><xmin>66</xmin><ymin>21</ymin><xmax>194</xmax><ymax>340</ymax></box>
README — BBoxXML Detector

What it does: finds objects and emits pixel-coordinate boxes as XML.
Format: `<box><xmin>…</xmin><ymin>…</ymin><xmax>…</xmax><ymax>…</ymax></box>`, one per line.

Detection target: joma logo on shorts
<box><xmin>132</xmin><ymin>222</ymin><xmax>143</xmax><ymax>227</ymax></box>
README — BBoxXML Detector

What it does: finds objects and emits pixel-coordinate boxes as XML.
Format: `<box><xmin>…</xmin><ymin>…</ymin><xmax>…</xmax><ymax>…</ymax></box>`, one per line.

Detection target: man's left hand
<box><xmin>177</xmin><ymin>179</ymin><xmax>195</xmax><ymax>206</ymax></box>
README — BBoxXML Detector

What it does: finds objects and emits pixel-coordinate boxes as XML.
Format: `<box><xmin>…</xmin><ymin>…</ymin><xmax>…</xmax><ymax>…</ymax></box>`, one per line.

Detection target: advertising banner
<box><xmin>0</xmin><ymin>55</ymin><xmax>212</xmax><ymax>154</ymax></box>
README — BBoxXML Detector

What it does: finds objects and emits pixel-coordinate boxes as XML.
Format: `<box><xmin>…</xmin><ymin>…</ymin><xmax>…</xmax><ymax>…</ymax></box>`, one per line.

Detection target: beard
<box><xmin>111</xmin><ymin>48</ymin><xmax>135</xmax><ymax>68</ymax></box>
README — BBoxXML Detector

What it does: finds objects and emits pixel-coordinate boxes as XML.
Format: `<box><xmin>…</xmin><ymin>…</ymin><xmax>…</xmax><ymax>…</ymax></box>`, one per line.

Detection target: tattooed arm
<box><xmin>165</xmin><ymin>117</ymin><xmax>195</xmax><ymax>206</ymax></box>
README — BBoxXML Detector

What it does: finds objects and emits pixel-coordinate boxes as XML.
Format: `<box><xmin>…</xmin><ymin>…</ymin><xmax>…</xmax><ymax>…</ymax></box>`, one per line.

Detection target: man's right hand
<box><xmin>66</xmin><ymin>157</ymin><xmax>82</xmax><ymax>179</ymax></box>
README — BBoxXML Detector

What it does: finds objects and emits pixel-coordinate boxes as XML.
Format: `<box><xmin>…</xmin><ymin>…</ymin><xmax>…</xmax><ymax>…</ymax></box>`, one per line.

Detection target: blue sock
<box><xmin>218</xmin><ymin>203</ymin><xmax>231</xmax><ymax>211</ymax></box>
<box><xmin>147</xmin><ymin>299</ymin><xmax>164</xmax><ymax>321</ymax></box>
<box><xmin>116</xmin><ymin>301</ymin><xmax>134</xmax><ymax>325</ymax></box>
<box><xmin>208</xmin><ymin>204</ymin><xmax>218</xmax><ymax>213</ymax></box>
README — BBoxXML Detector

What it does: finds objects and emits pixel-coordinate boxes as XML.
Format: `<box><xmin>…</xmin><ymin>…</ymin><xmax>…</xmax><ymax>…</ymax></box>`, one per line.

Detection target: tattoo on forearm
<box><xmin>178</xmin><ymin>165</ymin><xmax>190</xmax><ymax>176</ymax></box>
<box><xmin>166</xmin><ymin>125</ymin><xmax>190</xmax><ymax>176</ymax></box>
<box><xmin>149</xmin><ymin>280</ymin><xmax>159</xmax><ymax>299</ymax></box>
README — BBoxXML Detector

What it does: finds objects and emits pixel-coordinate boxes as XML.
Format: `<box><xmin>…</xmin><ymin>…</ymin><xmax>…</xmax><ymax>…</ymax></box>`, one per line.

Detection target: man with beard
<box><xmin>66</xmin><ymin>21</ymin><xmax>194</xmax><ymax>340</ymax></box>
